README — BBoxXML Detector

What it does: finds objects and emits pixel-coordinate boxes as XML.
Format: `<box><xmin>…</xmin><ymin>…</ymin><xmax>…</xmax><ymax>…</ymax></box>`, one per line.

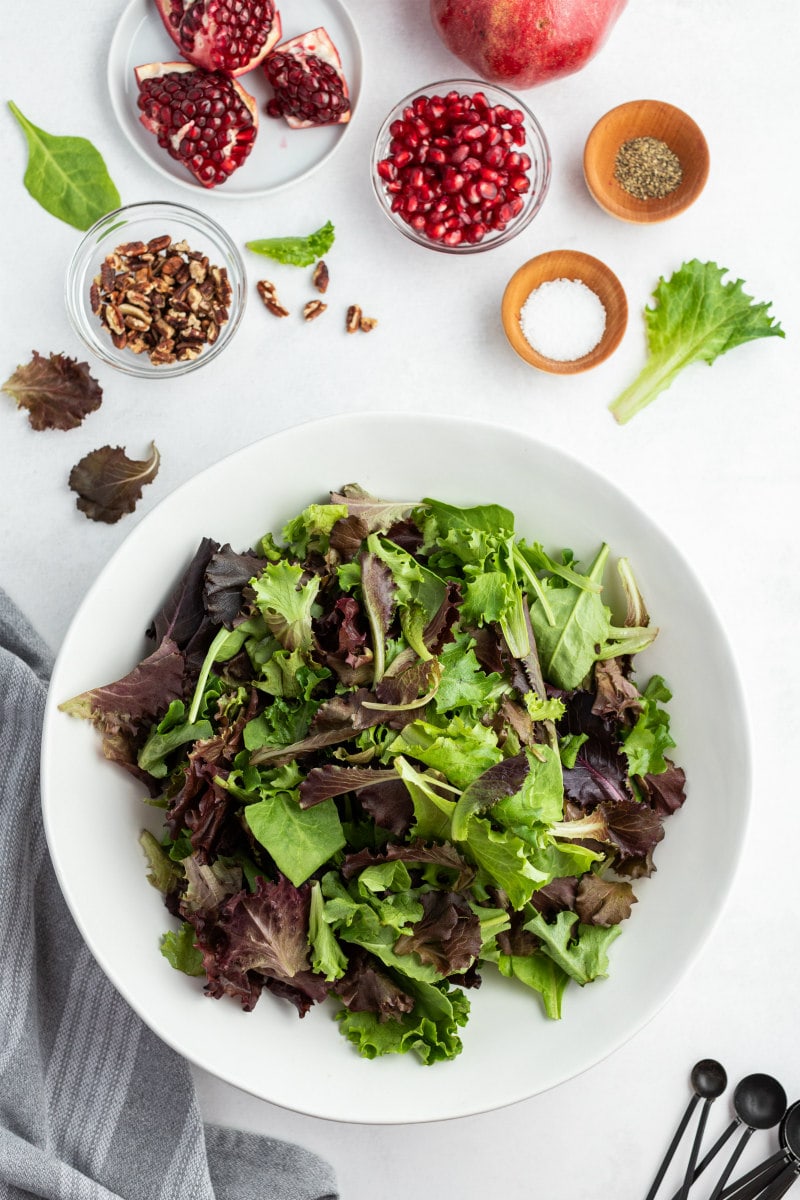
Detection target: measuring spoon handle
<box><xmin>666</xmin><ymin>1120</ymin><xmax>739</xmax><ymax>1200</ymax></box>
<box><xmin>645</xmin><ymin>1094</ymin><xmax>701</xmax><ymax>1200</ymax></box>
<box><xmin>719</xmin><ymin>1151</ymin><xmax>789</xmax><ymax>1199</ymax></box>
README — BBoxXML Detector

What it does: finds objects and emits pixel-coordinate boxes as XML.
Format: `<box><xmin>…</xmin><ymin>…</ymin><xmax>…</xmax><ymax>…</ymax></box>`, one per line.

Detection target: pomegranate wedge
<box><xmin>135</xmin><ymin>62</ymin><xmax>258</xmax><ymax>189</ymax></box>
<box><xmin>153</xmin><ymin>0</ymin><xmax>282</xmax><ymax>76</ymax></box>
<box><xmin>264</xmin><ymin>27</ymin><xmax>350</xmax><ymax>129</ymax></box>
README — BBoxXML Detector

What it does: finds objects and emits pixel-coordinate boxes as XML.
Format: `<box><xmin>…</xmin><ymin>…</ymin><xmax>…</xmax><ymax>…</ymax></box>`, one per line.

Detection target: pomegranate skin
<box><xmin>429</xmin><ymin>0</ymin><xmax>628</xmax><ymax>90</ymax></box>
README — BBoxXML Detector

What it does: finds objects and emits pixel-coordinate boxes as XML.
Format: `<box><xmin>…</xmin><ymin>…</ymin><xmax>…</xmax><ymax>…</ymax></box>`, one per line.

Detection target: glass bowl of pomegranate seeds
<box><xmin>65</xmin><ymin>200</ymin><xmax>246</xmax><ymax>378</ymax></box>
<box><xmin>371</xmin><ymin>80</ymin><xmax>551</xmax><ymax>253</ymax></box>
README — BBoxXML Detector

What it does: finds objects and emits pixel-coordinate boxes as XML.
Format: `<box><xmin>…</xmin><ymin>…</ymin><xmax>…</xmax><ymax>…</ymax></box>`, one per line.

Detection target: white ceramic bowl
<box><xmin>41</xmin><ymin>413</ymin><xmax>750</xmax><ymax>1124</ymax></box>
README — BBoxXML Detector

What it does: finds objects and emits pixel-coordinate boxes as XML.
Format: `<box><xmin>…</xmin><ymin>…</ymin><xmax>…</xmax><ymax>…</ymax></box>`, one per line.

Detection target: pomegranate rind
<box><xmin>134</xmin><ymin>61</ymin><xmax>258</xmax><ymax>189</ymax></box>
<box><xmin>264</xmin><ymin>26</ymin><xmax>351</xmax><ymax>130</ymax></box>
<box><xmin>152</xmin><ymin>0</ymin><xmax>282</xmax><ymax>76</ymax></box>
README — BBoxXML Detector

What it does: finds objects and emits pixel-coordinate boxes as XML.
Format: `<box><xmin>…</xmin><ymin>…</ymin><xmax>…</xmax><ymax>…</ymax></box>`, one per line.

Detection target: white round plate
<box><xmin>108</xmin><ymin>0</ymin><xmax>363</xmax><ymax>197</ymax></box>
<box><xmin>42</xmin><ymin>413</ymin><xmax>750</xmax><ymax>1124</ymax></box>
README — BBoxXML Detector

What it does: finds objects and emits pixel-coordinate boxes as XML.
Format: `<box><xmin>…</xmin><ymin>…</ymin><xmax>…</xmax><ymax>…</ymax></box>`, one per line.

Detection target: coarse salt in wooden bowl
<box><xmin>583</xmin><ymin>99</ymin><xmax>709</xmax><ymax>223</ymax></box>
<box><xmin>501</xmin><ymin>249</ymin><xmax>628</xmax><ymax>375</ymax></box>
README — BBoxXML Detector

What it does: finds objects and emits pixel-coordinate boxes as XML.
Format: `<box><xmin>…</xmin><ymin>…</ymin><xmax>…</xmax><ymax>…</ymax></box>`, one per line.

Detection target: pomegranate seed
<box><xmin>410</xmin><ymin>214</ymin><xmax>427</xmax><ymax>230</ymax></box>
<box><xmin>508</xmin><ymin>109</ymin><xmax>524</xmax><ymax>124</ymax></box>
<box><xmin>425</xmin><ymin>220</ymin><xmax>447</xmax><ymax>240</ymax></box>
<box><xmin>377</xmin><ymin>159</ymin><xmax>396</xmax><ymax>182</ymax></box>
<box><xmin>484</xmin><ymin>127</ymin><xmax>503</xmax><ymax>147</ymax></box>
<box><xmin>463</xmin><ymin>123</ymin><xmax>488</xmax><ymax>140</ymax></box>
<box><xmin>427</xmin><ymin>147</ymin><xmax>447</xmax><ymax>165</ymax></box>
<box><xmin>450</xmin><ymin>143</ymin><xmax>470</xmax><ymax>164</ymax></box>
<box><xmin>480</xmin><ymin>167</ymin><xmax>500</xmax><ymax>183</ymax></box>
<box><xmin>511</xmin><ymin>126</ymin><xmax>526</xmax><ymax>145</ymax></box>
<box><xmin>478</xmin><ymin>179</ymin><xmax>498</xmax><ymax>201</ymax></box>
<box><xmin>443</xmin><ymin>168</ymin><xmax>465</xmax><ymax>193</ymax></box>
<box><xmin>442</xmin><ymin>229</ymin><xmax>463</xmax><ymax>246</ymax></box>
<box><xmin>508</xmin><ymin>174</ymin><xmax>531</xmax><ymax>193</ymax></box>
<box><xmin>462</xmin><ymin>156</ymin><xmax>481</xmax><ymax>174</ymax></box>
<box><xmin>393</xmin><ymin>149</ymin><xmax>412</xmax><ymax>169</ymax></box>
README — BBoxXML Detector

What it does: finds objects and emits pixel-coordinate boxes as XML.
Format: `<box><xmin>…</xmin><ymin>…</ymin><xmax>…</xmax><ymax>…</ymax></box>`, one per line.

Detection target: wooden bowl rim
<box><xmin>583</xmin><ymin>98</ymin><xmax>709</xmax><ymax>224</ymax></box>
<box><xmin>501</xmin><ymin>249</ymin><xmax>628</xmax><ymax>375</ymax></box>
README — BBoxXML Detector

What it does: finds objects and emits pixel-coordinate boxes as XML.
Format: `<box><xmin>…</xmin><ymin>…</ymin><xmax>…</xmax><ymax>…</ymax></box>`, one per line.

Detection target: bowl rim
<box><xmin>64</xmin><ymin>200</ymin><xmax>247</xmax><ymax>377</ymax></box>
<box><xmin>501</xmin><ymin>248</ymin><xmax>628</xmax><ymax>374</ymax></box>
<box><xmin>370</xmin><ymin>77</ymin><xmax>552</xmax><ymax>255</ymax></box>
<box><xmin>583</xmin><ymin>97</ymin><xmax>710</xmax><ymax>225</ymax></box>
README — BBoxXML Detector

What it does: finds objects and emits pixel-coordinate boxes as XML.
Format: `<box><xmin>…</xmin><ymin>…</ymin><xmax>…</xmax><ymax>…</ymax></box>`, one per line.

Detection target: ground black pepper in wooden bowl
<box><xmin>614</xmin><ymin>136</ymin><xmax>683</xmax><ymax>200</ymax></box>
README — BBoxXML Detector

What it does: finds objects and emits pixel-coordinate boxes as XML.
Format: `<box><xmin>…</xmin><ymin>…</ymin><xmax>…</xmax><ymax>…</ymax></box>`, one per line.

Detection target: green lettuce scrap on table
<box><xmin>610</xmin><ymin>260</ymin><xmax>784</xmax><ymax>424</ymax></box>
<box><xmin>61</xmin><ymin>487</ymin><xmax>686</xmax><ymax>1064</ymax></box>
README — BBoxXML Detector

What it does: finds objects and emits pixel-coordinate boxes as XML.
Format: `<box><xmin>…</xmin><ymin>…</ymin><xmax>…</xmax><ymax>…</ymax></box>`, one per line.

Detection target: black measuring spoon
<box><xmin>676</xmin><ymin>1060</ymin><xmax>730</xmax><ymax>1200</ymax></box>
<box><xmin>644</xmin><ymin>1059</ymin><xmax>727</xmax><ymax>1200</ymax></box>
<box><xmin>705</xmin><ymin>1074</ymin><xmax>788</xmax><ymax>1200</ymax></box>
<box><xmin>720</xmin><ymin>1099</ymin><xmax>800</xmax><ymax>1200</ymax></box>
<box><xmin>667</xmin><ymin>1074</ymin><xmax>787</xmax><ymax>1200</ymax></box>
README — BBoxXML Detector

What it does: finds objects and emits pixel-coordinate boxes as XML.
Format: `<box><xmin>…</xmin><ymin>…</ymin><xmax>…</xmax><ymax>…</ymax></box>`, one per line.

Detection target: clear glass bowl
<box><xmin>65</xmin><ymin>201</ymin><xmax>246</xmax><ymax>378</ymax></box>
<box><xmin>371</xmin><ymin>79</ymin><xmax>551</xmax><ymax>255</ymax></box>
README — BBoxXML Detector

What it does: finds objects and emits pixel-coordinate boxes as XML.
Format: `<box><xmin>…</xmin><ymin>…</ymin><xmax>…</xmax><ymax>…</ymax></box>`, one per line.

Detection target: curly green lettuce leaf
<box><xmin>250</xmin><ymin>560</ymin><xmax>320</xmax><ymax>653</ymax></box>
<box><xmin>610</xmin><ymin>260</ymin><xmax>784</xmax><ymax>424</ymax></box>
<box><xmin>621</xmin><ymin>675</ymin><xmax>676</xmax><ymax>776</ymax></box>
<box><xmin>336</xmin><ymin>976</ymin><xmax>469</xmax><ymax>1064</ymax></box>
<box><xmin>245</xmin><ymin>220</ymin><xmax>334</xmax><ymax>267</ymax></box>
<box><xmin>523</xmin><ymin>910</ymin><xmax>621</xmax><ymax>985</ymax></box>
<box><xmin>387</xmin><ymin>715</ymin><xmax>503</xmax><ymax>790</ymax></box>
<box><xmin>281</xmin><ymin>502</ymin><xmax>348</xmax><ymax>558</ymax></box>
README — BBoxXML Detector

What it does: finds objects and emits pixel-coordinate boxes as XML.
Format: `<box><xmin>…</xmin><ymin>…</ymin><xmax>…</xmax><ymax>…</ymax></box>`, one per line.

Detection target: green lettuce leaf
<box><xmin>245</xmin><ymin>220</ymin><xmax>335</xmax><ymax>267</ymax></box>
<box><xmin>622</xmin><ymin>675</ymin><xmax>676</xmax><ymax>776</ymax></box>
<box><xmin>610</xmin><ymin>260</ymin><xmax>784</xmax><ymax>424</ymax></box>
<box><xmin>530</xmin><ymin>544</ymin><xmax>655</xmax><ymax>689</ymax></box>
<box><xmin>137</xmin><ymin>699</ymin><xmax>212</xmax><ymax>778</ymax></box>
<box><xmin>336</xmin><ymin>977</ymin><xmax>469</xmax><ymax>1064</ymax></box>
<box><xmin>523</xmin><ymin>910</ymin><xmax>621</xmax><ymax>985</ymax></box>
<box><xmin>461</xmin><ymin>817</ymin><xmax>548</xmax><ymax>910</ymax></box>
<box><xmin>160</xmin><ymin>922</ymin><xmax>204</xmax><ymax>976</ymax></box>
<box><xmin>495</xmin><ymin>951</ymin><xmax>569</xmax><ymax>1019</ymax></box>
<box><xmin>387</xmin><ymin>716</ymin><xmax>502</xmax><ymax>790</ymax></box>
<box><xmin>308</xmin><ymin>881</ymin><xmax>348</xmax><ymax>981</ymax></box>
<box><xmin>250</xmin><ymin>560</ymin><xmax>319</xmax><ymax>653</ymax></box>
<box><xmin>245</xmin><ymin>787</ymin><xmax>345</xmax><ymax>887</ymax></box>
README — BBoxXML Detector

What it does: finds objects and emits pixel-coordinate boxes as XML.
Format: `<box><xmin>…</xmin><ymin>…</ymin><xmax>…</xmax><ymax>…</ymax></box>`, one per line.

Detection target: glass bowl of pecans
<box><xmin>65</xmin><ymin>201</ymin><xmax>246</xmax><ymax>377</ymax></box>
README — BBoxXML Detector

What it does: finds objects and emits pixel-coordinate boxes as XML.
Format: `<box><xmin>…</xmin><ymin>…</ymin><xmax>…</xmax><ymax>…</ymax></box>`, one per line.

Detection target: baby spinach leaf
<box><xmin>8</xmin><ymin>101</ymin><xmax>121</xmax><ymax>230</ymax></box>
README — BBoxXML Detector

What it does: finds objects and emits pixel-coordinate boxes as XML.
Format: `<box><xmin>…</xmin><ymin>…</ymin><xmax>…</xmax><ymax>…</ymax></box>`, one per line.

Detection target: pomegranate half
<box><xmin>263</xmin><ymin>27</ymin><xmax>350</xmax><ymax>129</ymax></box>
<box><xmin>153</xmin><ymin>0</ymin><xmax>282</xmax><ymax>76</ymax></box>
<box><xmin>135</xmin><ymin>62</ymin><xmax>258</xmax><ymax>188</ymax></box>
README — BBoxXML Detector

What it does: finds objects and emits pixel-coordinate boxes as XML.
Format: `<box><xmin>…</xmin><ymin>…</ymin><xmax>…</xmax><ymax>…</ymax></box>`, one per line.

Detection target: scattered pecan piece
<box><xmin>303</xmin><ymin>300</ymin><xmax>327</xmax><ymax>322</ymax></box>
<box><xmin>359</xmin><ymin>316</ymin><xmax>378</xmax><ymax>333</ymax></box>
<box><xmin>257</xmin><ymin>280</ymin><xmax>290</xmax><ymax>317</ymax></box>
<box><xmin>345</xmin><ymin>304</ymin><xmax>362</xmax><ymax>334</ymax></box>
<box><xmin>312</xmin><ymin>260</ymin><xmax>329</xmax><ymax>294</ymax></box>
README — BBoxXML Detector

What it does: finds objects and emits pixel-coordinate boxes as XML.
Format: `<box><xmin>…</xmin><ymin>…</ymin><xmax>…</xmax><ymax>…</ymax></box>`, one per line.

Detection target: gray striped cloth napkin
<box><xmin>0</xmin><ymin>589</ymin><xmax>338</xmax><ymax>1200</ymax></box>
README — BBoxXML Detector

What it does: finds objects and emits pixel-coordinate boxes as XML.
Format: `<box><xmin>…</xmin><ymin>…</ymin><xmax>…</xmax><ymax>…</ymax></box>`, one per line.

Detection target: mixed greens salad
<box><xmin>62</xmin><ymin>486</ymin><xmax>686</xmax><ymax>1065</ymax></box>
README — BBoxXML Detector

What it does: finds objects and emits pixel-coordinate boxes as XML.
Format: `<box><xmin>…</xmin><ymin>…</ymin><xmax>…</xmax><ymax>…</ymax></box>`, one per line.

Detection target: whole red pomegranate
<box><xmin>429</xmin><ymin>0</ymin><xmax>628</xmax><ymax>90</ymax></box>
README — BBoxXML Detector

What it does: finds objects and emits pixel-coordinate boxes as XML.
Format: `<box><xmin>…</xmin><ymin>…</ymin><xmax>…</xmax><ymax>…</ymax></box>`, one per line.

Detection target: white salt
<box><xmin>519</xmin><ymin>277</ymin><xmax>607</xmax><ymax>362</ymax></box>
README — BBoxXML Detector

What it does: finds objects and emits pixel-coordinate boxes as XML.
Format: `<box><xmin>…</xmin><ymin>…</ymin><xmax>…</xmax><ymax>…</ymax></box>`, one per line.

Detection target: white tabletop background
<box><xmin>3</xmin><ymin>2</ymin><xmax>799</xmax><ymax>1197</ymax></box>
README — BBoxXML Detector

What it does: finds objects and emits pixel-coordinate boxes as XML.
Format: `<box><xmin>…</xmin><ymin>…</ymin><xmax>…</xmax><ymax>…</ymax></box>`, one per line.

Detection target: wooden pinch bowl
<box><xmin>583</xmin><ymin>99</ymin><xmax>709</xmax><ymax>223</ymax></box>
<box><xmin>501</xmin><ymin>249</ymin><xmax>628</xmax><ymax>375</ymax></box>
